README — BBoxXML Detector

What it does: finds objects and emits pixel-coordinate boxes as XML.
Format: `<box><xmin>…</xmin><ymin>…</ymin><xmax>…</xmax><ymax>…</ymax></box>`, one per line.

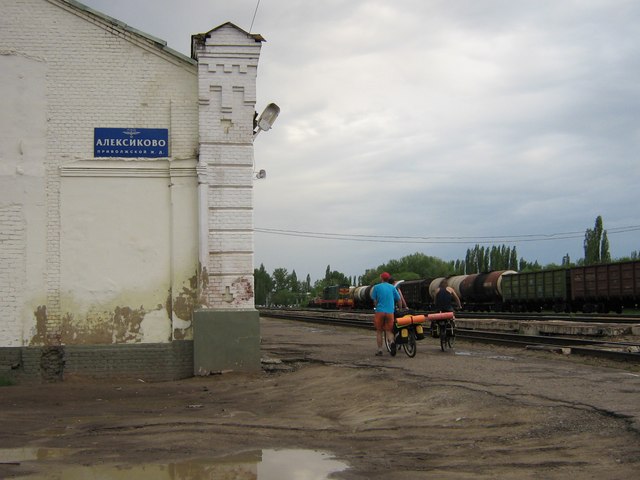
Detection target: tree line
<box><xmin>255</xmin><ymin>216</ymin><xmax>636</xmax><ymax>306</ymax></box>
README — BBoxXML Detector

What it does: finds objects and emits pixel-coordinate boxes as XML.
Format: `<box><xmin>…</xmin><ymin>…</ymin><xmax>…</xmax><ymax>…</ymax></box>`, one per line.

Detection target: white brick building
<box><xmin>0</xmin><ymin>0</ymin><xmax>265</xmax><ymax>380</ymax></box>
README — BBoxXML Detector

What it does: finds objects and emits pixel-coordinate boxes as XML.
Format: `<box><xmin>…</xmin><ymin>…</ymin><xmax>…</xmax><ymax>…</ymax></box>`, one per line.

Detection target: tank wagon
<box><xmin>352</xmin><ymin>285</ymin><xmax>374</xmax><ymax>310</ymax></box>
<box><xmin>428</xmin><ymin>275</ymin><xmax>467</xmax><ymax>303</ymax></box>
<box><xmin>459</xmin><ymin>270</ymin><xmax>517</xmax><ymax>311</ymax></box>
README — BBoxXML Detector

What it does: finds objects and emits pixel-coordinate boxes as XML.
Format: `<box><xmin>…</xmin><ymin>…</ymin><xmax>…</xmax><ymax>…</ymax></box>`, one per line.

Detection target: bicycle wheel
<box><xmin>384</xmin><ymin>333</ymin><xmax>392</xmax><ymax>353</ymax></box>
<box><xmin>404</xmin><ymin>330</ymin><xmax>417</xmax><ymax>357</ymax></box>
<box><xmin>446</xmin><ymin>324</ymin><xmax>455</xmax><ymax>349</ymax></box>
<box><xmin>439</xmin><ymin>322</ymin><xmax>448</xmax><ymax>352</ymax></box>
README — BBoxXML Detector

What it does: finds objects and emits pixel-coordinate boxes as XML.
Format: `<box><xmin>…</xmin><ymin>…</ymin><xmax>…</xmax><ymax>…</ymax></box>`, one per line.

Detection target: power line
<box><xmin>254</xmin><ymin>225</ymin><xmax>640</xmax><ymax>245</ymax></box>
<box><xmin>249</xmin><ymin>0</ymin><xmax>261</xmax><ymax>32</ymax></box>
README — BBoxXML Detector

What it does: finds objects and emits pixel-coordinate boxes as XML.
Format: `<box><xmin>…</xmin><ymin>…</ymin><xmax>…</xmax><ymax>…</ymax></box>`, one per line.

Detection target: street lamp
<box><xmin>253</xmin><ymin>103</ymin><xmax>280</xmax><ymax>179</ymax></box>
<box><xmin>253</xmin><ymin>103</ymin><xmax>280</xmax><ymax>139</ymax></box>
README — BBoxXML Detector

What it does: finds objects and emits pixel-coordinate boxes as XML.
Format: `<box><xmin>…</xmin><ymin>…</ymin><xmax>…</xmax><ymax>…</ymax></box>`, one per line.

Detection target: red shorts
<box><xmin>374</xmin><ymin>312</ymin><xmax>394</xmax><ymax>332</ymax></box>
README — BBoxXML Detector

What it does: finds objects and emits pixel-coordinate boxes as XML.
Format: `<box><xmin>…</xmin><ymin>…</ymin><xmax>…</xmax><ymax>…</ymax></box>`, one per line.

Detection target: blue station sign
<box><xmin>94</xmin><ymin>128</ymin><xmax>169</xmax><ymax>158</ymax></box>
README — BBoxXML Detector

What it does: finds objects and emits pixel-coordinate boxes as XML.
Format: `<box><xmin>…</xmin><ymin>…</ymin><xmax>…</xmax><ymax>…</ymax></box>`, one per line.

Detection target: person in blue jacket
<box><xmin>371</xmin><ymin>272</ymin><xmax>400</xmax><ymax>356</ymax></box>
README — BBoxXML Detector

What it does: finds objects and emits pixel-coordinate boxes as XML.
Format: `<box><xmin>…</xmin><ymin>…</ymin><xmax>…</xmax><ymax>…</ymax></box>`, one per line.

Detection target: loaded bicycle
<box><xmin>429</xmin><ymin>311</ymin><xmax>456</xmax><ymax>351</ymax></box>
<box><xmin>382</xmin><ymin>311</ymin><xmax>456</xmax><ymax>356</ymax></box>
<box><xmin>383</xmin><ymin>313</ymin><xmax>427</xmax><ymax>358</ymax></box>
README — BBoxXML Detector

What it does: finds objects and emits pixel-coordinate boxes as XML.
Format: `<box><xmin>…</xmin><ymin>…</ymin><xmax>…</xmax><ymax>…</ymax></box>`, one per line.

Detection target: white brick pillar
<box><xmin>191</xmin><ymin>23</ymin><xmax>263</xmax><ymax>373</ymax></box>
<box><xmin>192</xmin><ymin>23</ymin><xmax>263</xmax><ymax>310</ymax></box>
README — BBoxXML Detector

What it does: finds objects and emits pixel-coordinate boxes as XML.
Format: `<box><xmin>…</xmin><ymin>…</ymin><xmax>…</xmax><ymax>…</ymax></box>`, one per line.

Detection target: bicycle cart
<box><xmin>384</xmin><ymin>313</ymin><xmax>427</xmax><ymax>358</ymax></box>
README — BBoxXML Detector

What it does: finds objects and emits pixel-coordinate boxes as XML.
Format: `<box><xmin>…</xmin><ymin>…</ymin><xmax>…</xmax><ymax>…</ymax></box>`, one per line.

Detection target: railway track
<box><xmin>258</xmin><ymin>308</ymin><xmax>640</xmax><ymax>363</ymax></box>
<box><xmin>454</xmin><ymin>311</ymin><xmax>640</xmax><ymax>324</ymax></box>
<box><xmin>293</xmin><ymin>307</ymin><xmax>640</xmax><ymax>324</ymax></box>
<box><xmin>338</xmin><ymin>309</ymin><xmax>640</xmax><ymax>324</ymax></box>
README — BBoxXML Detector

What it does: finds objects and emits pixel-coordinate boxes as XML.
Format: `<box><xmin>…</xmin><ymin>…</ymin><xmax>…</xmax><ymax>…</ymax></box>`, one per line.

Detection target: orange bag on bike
<box><xmin>395</xmin><ymin>314</ymin><xmax>426</xmax><ymax>326</ymax></box>
<box><xmin>427</xmin><ymin>312</ymin><xmax>454</xmax><ymax>321</ymax></box>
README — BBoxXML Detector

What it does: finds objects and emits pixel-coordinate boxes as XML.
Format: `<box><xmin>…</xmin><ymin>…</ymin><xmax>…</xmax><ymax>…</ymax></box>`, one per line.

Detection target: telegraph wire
<box><xmin>249</xmin><ymin>0</ymin><xmax>261</xmax><ymax>32</ymax></box>
<box><xmin>254</xmin><ymin>224</ymin><xmax>640</xmax><ymax>245</ymax></box>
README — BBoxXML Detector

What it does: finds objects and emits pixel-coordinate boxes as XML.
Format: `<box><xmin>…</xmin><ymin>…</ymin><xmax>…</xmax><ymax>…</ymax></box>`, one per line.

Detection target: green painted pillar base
<box><xmin>193</xmin><ymin>309</ymin><xmax>261</xmax><ymax>374</ymax></box>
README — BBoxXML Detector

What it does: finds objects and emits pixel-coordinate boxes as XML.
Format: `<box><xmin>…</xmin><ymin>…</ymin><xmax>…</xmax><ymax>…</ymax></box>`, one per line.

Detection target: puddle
<box><xmin>0</xmin><ymin>448</ymin><xmax>71</xmax><ymax>463</ymax></box>
<box><xmin>487</xmin><ymin>355</ymin><xmax>515</xmax><ymax>361</ymax></box>
<box><xmin>454</xmin><ymin>350</ymin><xmax>515</xmax><ymax>361</ymax></box>
<box><xmin>2</xmin><ymin>448</ymin><xmax>349</xmax><ymax>479</ymax></box>
<box><xmin>259</xmin><ymin>449</ymin><xmax>348</xmax><ymax>479</ymax></box>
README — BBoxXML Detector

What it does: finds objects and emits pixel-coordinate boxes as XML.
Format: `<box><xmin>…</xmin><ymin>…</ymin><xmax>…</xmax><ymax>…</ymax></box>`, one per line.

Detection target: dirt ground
<box><xmin>1</xmin><ymin>317</ymin><xmax>640</xmax><ymax>479</ymax></box>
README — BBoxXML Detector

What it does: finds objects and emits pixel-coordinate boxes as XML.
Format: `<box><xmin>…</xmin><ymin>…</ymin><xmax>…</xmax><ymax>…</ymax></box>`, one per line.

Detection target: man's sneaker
<box><xmin>375</xmin><ymin>350</ymin><xmax>383</xmax><ymax>356</ymax></box>
<box><xmin>390</xmin><ymin>342</ymin><xmax>397</xmax><ymax>356</ymax></box>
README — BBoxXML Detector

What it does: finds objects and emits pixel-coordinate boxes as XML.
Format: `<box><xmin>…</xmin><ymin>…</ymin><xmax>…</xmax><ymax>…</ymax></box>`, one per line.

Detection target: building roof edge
<box><xmin>54</xmin><ymin>0</ymin><xmax>197</xmax><ymax>66</ymax></box>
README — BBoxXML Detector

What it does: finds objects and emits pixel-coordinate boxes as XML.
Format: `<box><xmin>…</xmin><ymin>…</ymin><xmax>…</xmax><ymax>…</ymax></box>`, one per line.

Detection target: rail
<box><xmin>454</xmin><ymin>311</ymin><xmax>640</xmax><ymax>324</ymax></box>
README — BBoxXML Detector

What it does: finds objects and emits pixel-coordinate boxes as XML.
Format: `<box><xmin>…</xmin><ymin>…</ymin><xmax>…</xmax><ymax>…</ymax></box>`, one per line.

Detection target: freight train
<box><xmin>314</xmin><ymin>260</ymin><xmax>640</xmax><ymax>314</ymax></box>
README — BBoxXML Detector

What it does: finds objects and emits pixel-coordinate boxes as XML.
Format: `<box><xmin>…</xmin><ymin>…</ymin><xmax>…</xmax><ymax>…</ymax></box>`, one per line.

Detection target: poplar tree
<box><xmin>583</xmin><ymin>216</ymin><xmax>610</xmax><ymax>265</ymax></box>
<box><xmin>290</xmin><ymin>270</ymin><xmax>299</xmax><ymax>293</ymax></box>
<box><xmin>510</xmin><ymin>247</ymin><xmax>518</xmax><ymax>270</ymax></box>
<box><xmin>254</xmin><ymin>264</ymin><xmax>273</xmax><ymax>305</ymax></box>
<box><xmin>600</xmin><ymin>231</ymin><xmax>611</xmax><ymax>263</ymax></box>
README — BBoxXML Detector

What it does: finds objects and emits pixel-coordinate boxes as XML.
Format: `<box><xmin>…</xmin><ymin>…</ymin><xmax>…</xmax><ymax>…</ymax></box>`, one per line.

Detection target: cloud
<box><xmin>81</xmin><ymin>0</ymin><xmax>640</xmax><ymax>280</ymax></box>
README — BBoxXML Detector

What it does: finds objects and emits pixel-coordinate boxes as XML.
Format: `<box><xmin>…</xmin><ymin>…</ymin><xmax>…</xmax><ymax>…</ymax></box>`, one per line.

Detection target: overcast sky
<box><xmin>80</xmin><ymin>0</ymin><xmax>639</xmax><ymax>282</ymax></box>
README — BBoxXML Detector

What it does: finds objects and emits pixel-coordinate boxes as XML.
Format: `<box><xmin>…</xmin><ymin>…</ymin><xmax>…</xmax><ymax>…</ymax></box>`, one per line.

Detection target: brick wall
<box><xmin>0</xmin><ymin>206</ymin><xmax>25</xmax><ymax>346</ymax></box>
<box><xmin>0</xmin><ymin>0</ymin><xmax>199</xmax><ymax>346</ymax></box>
<box><xmin>0</xmin><ymin>342</ymin><xmax>194</xmax><ymax>383</ymax></box>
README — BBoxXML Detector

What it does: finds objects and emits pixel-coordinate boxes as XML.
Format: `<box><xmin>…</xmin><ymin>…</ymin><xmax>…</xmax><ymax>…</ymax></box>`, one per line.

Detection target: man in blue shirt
<box><xmin>371</xmin><ymin>272</ymin><xmax>400</xmax><ymax>356</ymax></box>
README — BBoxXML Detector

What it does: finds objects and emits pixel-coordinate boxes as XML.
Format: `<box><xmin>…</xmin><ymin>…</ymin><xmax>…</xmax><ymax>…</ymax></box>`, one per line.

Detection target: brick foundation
<box><xmin>0</xmin><ymin>342</ymin><xmax>194</xmax><ymax>384</ymax></box>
